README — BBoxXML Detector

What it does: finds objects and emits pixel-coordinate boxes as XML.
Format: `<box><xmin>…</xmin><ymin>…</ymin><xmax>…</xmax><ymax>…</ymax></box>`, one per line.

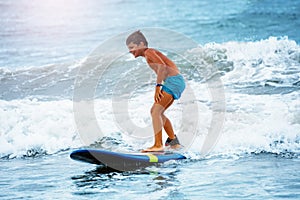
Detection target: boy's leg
<box><xmin>162</xmin><ymin>115</ymin><xmax>175</xmax><ymax>139</ymax></box>
<box><xmin>142</xmin><ymin>91</ymin><xmax>174</xmax><ymax>152</ymax></box>
<box><xmin>161</xmin><ymin>97</ymin><xmax>176</xmax><ymax>140</ymax></box>
<box><xmin>161</xmin><ymin>96</ymin><xmax>181</xmax><ymax>148</ymax></box>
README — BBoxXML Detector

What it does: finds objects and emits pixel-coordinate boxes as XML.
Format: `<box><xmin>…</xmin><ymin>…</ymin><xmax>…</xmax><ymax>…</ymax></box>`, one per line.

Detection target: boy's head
<box><xmin>126</xmin><ymin>30</ymin><xmax>148</xmax><ymax>47</ymax></box>
<box><xmin>126</xmin><ymin>30</ymin><xmax>148</xmax><ymax>58</ymax></box>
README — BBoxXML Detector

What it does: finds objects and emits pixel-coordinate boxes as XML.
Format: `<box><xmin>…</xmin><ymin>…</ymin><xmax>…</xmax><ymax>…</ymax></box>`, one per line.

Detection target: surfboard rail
<box><xmin>70</xmin><ymin>148</ymin><xmax>186</xmax><ymax>171</ymax></box>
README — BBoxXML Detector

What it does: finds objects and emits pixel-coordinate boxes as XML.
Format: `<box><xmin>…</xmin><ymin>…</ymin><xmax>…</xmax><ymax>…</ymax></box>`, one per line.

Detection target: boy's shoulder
<box><xmin>145</xmin><ymin>48</ymin><xmax>156</xmax><ymax>53</ymax></box>
<box><xmin>145</xmin><ymin>48</ymin><xmax>162</xmax><ymax>56</ymax></box>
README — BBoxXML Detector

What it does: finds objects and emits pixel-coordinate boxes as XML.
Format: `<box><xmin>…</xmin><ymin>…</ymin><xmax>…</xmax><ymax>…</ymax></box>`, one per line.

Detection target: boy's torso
<box><xmin>144</xmin><ymin>48</ymin><xmax>179</xmax><ymax>77</ymax></box>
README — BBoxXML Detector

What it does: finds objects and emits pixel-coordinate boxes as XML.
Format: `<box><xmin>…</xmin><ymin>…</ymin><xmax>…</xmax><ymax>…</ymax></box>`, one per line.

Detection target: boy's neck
<box><xmin>141</xmin><ymin>47</ymin><xmax>148</xmax><ymax>56</ymax></box>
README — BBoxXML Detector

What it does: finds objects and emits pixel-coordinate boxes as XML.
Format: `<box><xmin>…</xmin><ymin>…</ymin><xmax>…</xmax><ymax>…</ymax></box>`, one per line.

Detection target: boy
<box><xmin>126</xmin><ymin>30</ymin><xmax>185</xmax><ymax>152</ymax></box>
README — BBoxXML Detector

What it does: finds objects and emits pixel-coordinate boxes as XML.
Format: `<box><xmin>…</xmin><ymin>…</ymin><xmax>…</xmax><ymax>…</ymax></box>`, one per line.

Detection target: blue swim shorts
<box><xmin>162</xmin><ymin>74</ymin><xmax>185</xmax><ymax>100</ymax></box>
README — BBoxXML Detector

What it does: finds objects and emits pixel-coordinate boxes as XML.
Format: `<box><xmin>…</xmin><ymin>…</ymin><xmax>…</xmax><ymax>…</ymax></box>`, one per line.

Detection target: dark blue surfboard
<box><xmin>70</xmin><ymin>149</ymin><xmax>186</xmax><ymax>171</ymax></box>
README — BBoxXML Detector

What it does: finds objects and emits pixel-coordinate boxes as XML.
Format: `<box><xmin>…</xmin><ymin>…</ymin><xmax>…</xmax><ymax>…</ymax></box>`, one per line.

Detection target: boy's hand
<box><xmin>154</xmin><ymin>87</ymin><xmax>164</xmax><ymax>102</ymax></box>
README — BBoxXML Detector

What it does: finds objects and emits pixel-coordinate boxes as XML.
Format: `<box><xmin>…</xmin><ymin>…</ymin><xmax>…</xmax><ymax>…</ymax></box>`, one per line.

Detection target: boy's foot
<box><xmin>165</xmin><ymin>135</ymin><xmax>181</xmax><ymax>149</ymax></box>
<box><xmin>141</xmin><ymin>146</ymin><xmax>164</xmax><ymax>153</ymax></box>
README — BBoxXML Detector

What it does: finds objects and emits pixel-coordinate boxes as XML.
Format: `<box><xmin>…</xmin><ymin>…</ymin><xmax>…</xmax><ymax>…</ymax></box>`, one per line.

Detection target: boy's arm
<box><xmin>145</xmin><ymin>49</ymin><xmax>168</xmax><ymax>102</ymax></box>
<box><xmin>156</xmin><ymin>64</ymin><xmax>168</xmax><ymax>84</ymax></box>
<box><xmin>155</xmin><ymin>66</ymin><xmax>166</xmax><ymax>102</ymax></box>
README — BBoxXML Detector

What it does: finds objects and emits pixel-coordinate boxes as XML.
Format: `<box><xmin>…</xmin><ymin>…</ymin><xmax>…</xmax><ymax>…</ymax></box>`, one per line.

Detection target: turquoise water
<box><xmin>1</xmin><ymin>0</ymin><xmax>300</xmax><ymax>199</ymax></box>
<box><xmin>1</xmin><ymin>152</ymin><xmax>299</xmax><ymax>199</ymax></box>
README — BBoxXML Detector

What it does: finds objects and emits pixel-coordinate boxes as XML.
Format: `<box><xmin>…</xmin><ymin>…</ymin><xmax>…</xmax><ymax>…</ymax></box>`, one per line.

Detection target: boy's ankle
<box><xmin>165</xmin><ymin>135</ymin><xmax>180</xmax><ymax>147</ymax></box>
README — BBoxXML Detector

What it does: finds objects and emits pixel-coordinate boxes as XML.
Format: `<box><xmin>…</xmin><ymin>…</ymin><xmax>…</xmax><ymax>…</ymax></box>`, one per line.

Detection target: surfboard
<box><xmin>70</xmin><ymin>148</ymin><xmax>186</xmax><ymax>171</ymax></box>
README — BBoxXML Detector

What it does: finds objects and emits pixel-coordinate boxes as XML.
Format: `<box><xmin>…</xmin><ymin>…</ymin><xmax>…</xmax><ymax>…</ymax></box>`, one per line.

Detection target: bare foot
<box><xmin>141</xmin><ymin>146</ymin><xmax>164</xmax><ymax>153</ymax></box>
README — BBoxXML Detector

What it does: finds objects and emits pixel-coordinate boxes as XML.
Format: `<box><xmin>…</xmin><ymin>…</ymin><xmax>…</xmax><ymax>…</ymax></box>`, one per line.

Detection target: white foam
<box><xmin>220</xmin><ymin>37</ymin><xmax>300</xmax><ymax>86</ymax></box>
<box><xmin>1</xmin><ymin>86</ymin><xmax>299</xmax><ymax>159</ymax></box>
<box><xmin>0</xmin><ymin>99</ymin><xmax>81</xmax><ymax>158</ymax></box>
<box><xmin>191</xmin><ymin>91</ymin><xmax>300</xmax><ymax>156</ymax></box>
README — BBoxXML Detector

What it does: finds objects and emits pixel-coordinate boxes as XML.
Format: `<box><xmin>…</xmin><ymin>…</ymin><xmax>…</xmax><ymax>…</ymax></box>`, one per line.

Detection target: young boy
<box><xmin>126</xmin><ymin>30</ymin><xmax>185</xmax><ymax>152</ymax></box>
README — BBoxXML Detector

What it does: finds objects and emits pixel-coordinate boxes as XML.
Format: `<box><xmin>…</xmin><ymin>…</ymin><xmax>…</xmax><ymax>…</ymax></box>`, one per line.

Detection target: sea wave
<box><xmin>1</xmin><ymin>37</ymin><xmax>299</xmax><ymax>99</ymax></box>
<box><xmin>0</xmin><ymin>90</ymin><xmax>299</xmax><ymax>159</ymax></box>
<box><xmin>0</xmin><ymin>37</ymin><xmax>299</xmax><ymax>159</ymax></box>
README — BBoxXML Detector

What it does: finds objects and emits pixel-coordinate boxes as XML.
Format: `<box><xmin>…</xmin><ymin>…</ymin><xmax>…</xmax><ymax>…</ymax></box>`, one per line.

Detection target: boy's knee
<box><xmin>151</xmin><ymin>107</ymin><xmax>163</xmax><ymax>117</ymax></box>
<box><xmin>151</xmin><ymin>109</ymin><xmax>159</xmax><ymax>117</ymax></box>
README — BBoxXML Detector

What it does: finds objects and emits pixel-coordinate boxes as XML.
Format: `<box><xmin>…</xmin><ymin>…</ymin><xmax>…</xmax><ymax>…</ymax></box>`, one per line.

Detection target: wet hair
<box><xmin>126</xmin><ymin>30</ymin><xmax>148</xmax><ymax>47</ymax></box>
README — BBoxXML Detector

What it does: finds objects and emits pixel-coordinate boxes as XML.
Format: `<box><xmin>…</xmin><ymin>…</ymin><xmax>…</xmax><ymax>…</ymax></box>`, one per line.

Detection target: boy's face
<box><xmin>127</xmin><ymin>42</ymin><xmax>146</xmax><ymax>58</ymax></box>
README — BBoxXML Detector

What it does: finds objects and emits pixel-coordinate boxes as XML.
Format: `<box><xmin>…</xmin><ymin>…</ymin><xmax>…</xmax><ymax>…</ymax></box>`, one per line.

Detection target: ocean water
<box><xmin>1</xmin><ymin>0</ymin><xmax>300</xmax><ymax>199</ymax></box>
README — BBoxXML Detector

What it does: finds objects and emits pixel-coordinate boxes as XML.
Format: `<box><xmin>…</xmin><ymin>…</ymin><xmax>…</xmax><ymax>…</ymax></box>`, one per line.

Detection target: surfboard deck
<box><xmin>70</xmin><ymin>148</ymin><xmax>186</xmax><ymax>171</ymax></box>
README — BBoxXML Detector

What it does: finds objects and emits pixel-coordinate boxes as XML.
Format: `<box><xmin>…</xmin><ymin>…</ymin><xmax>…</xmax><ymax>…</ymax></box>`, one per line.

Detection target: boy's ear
<box><xmin>139</xmin><ymin>41</ymin><xmax>145</xmax><ymax>46</ymax></box>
